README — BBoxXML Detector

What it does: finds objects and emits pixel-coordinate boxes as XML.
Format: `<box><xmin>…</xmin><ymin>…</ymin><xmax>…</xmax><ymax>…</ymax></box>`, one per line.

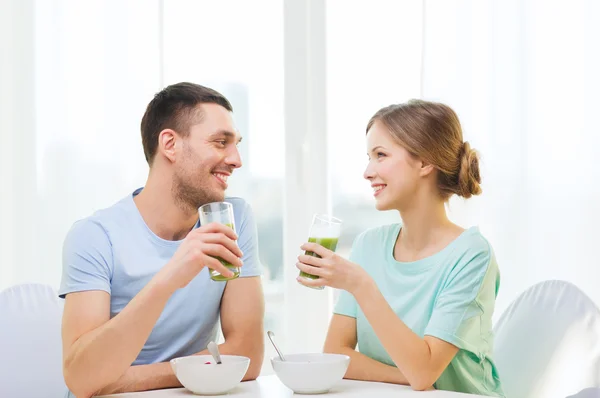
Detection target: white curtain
<box><xmin>422</xmin><ymin>0</ymin><xmax>600</xmax><ymax>316</ymax></box>
<box><xmin>3</xmin><ymin>0</ymin><xmax>600</xmax><ymax>341</ymax></box>
<box><xmin>0</xmin><ymin>0</ymin><xmax>159</xmax><ymax>290</ymax></box>
<box><xmin>0</xmin><ymin>0</ymin><xmax>36</xmax><ymax>290</ymax></box>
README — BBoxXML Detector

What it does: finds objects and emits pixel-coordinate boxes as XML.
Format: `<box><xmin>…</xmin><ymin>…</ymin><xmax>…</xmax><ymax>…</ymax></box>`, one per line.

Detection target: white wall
<box><xmin>0</xmin><ymin>0</ymin><xmax>37</xmax><ymax>288</ymax></box>
<box><xmin>1</xmin><ymin>0</ymin><xmax>599</xmax><ymax>354</ymax></box>
<box><xmin>423</xmin><ymin>0</ymin><xmax>600</xmax><ymax>317</ymax></box>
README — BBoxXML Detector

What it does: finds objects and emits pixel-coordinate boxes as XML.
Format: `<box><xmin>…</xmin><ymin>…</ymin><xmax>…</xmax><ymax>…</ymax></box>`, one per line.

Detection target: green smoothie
<box><xmin>210</xmin><ymin>223</ymin><xmax>241</xmax><ymax>282</ymax></box>
<box><xmin>299</xmin><ymin>236</ymin><xmax>339</xmax><ymax>280</ymax></box>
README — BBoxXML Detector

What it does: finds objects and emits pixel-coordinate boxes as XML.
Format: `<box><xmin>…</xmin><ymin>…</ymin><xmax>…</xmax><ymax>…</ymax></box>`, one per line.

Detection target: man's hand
<box><xmin>157</xmin><ymin>222</ymin><xmax>243</xmax><ymax>290</ymax></box>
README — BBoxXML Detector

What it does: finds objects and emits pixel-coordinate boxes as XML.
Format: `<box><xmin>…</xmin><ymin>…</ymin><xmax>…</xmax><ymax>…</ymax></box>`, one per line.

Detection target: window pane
<box><xmin>31</xmin><ymin>1</ymin><xmax>159</xmax><ymax>290</ymax></box>
<box><xmin>163</xmin><ymin>0</ymin><xmax>284</xmax><ymax>374</ymax></box>
<box><xmin>326</xmin><ymin>0</ymin><xmax>424</xmax><ymax>257</ymax></box>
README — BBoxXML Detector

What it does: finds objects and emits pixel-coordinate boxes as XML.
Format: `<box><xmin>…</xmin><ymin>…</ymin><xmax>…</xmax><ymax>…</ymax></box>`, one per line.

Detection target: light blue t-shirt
<box><xmin>334</xmin><ymin>224</ymin><xmax>504</xmax><ymax>397</ymax></box>
<box><xmin>59</xmin><ymin>189</ymin><xmax>261</xmax><ymax>392</ymax></box>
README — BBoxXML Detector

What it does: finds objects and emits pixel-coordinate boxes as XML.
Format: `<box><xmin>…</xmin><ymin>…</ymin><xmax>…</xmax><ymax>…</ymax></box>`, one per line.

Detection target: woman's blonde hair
<box><xmin>367</xmin><ymin>99</ymin><xmax>482</xmax><ymax>199</ymax></box>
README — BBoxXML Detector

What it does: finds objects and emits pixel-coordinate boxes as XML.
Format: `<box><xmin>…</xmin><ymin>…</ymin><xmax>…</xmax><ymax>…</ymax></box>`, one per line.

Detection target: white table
<box><xmin>99</xmin><ymin>375</ymin><xmax>487</xmax><ymax>397</ymax></box>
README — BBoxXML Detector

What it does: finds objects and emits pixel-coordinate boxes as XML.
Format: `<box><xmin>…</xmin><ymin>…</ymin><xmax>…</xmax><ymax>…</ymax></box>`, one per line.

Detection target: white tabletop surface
<box><xmin>98</xmin><ymin>375</ymin><xmax>487</xmax><ymax>397</ymax></box>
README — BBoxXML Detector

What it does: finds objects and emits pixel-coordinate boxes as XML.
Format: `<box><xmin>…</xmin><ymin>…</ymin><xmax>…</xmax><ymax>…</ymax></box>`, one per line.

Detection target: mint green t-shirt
<box><xmin>334</xmin><ymin>224</ymin><xmax>504</xmax><ymax>397</ymax></box>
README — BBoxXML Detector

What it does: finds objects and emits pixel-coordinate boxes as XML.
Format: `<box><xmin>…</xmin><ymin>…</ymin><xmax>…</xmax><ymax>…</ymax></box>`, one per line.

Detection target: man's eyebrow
<box><xmin>210</xmin><ymin>130</ymin><xmax>243</xmax><ymax>144</ymax></box>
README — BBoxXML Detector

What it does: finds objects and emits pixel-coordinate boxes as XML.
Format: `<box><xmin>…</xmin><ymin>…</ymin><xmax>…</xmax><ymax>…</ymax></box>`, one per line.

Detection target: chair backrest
<box><xmin>0</xmin><ymin>283</ymin><xmax>66</xmax><ymax>398</ymax></box>
<box><xmin>493</xmin><ymin>280</ymin><xmax>600</xmax><ymax>398</ymax></box>
<box><xmin>568</xmin><ymin>388</ymin><xmax>600</xmax><ymax>398</ymax></box>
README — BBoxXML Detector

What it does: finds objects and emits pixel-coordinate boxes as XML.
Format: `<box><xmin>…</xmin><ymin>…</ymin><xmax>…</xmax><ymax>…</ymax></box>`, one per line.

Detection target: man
<box><xmin>59</xmin><ymin>82</ymin><xmax>265</xmax><ymax>398</ymax></box>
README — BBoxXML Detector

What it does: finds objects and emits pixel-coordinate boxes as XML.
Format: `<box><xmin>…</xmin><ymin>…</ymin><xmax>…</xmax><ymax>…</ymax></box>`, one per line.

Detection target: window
<box><xmin>163</xmin><ymin>0</ymin><xmax>285</xmax><ymax>374</ymax></box>
<box><xmin>326</xmin><ymin>0</ymin><xmax>423</xmax><ymax>257</ymax></box>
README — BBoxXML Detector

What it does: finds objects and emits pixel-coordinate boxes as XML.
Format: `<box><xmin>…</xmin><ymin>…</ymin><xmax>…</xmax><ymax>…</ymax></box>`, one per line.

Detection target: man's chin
<box><xmin>202</xmin><ymin>190</ymin><xmax>226</xmax><ymax>206</ymax></box>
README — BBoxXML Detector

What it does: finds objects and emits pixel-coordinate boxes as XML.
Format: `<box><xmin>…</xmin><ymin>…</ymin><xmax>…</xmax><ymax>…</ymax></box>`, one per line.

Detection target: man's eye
<box><xmin>216</xmin><ymin>140</ymin><xmax>227</xmax><ymax>146</ymax></box>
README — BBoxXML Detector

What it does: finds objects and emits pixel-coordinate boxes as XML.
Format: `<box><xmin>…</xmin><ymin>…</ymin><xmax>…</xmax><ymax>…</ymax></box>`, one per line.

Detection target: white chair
<box><xmin>569</xmin><ymin>388</ymin><xmax>600</xmax><ymax>398</ymax></box>
<box><xmin>493</xmin><ymin>280</ymin><xmax>600</xmax><ymax>398</ymax></box>
<box><xmin>0</xmin><ymin>283</ymin><xmax>66</xmax><ymax>398</ymax></box>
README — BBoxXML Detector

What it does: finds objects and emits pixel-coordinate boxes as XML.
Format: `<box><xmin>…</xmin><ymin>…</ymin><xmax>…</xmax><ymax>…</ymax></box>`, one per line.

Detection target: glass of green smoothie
<box><xmin>299</xmin><ymin>214</ymin><xmax>342</xmax><ymax>290</ymax></box>
<box><xmin>198</xmin><ymin>201</ymin><xmax>240</xmax><ymax>282</ymax></box>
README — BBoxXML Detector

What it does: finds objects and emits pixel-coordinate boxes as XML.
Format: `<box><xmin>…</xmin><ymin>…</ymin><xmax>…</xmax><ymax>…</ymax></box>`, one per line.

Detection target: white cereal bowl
<box><xmin>170</xmin><ymin>354</ymin><xmax>250</xmax><ymax>395</ymax></box>
<box><xmin>271</xmin><ymin>353</ymin><xmax>350</xmax><ymax>394</ymax></box>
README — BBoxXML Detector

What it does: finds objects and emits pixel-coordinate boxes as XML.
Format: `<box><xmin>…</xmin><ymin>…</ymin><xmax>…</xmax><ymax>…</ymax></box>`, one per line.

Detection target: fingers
<box><xmin>300</xmin><ymin>242</ymin><xmax>331</xmax><ymax>258</ymax></box>
<box><xmin>203</xmin><ymin>243</ymin><xmax>243</xmax><ymax>268</ymax></box>
<box><xmin>297</xmin><ymin>254</ymin><xmax>323</xmax><ymax>267</ymax></box>
<box><xmin>296</xmin><ymin>274</ymin><xmax>327</xmax><ymax>288</ymax></box>
<box><xmin>296</xmin><ymin>261</ymin><xmax>325</xmax><ymax>277</ymax></box>
<box><xmin>203</xmin><ymin>255</ymin><xmax>235</xmax><ymax>278</ymax></box>
<box><xmin>201</xmin><ymin>233</ymin><xmax>244</xmax><ymax>258</ymax></box>
<box><xmin>197</xmin><ymin>222</ymin><xmax>238</xmax><ymax>241</ymax></box>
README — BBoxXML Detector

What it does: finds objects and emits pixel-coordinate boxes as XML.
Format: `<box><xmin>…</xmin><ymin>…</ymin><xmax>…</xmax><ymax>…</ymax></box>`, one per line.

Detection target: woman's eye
<box><xmin>377</xmin><ymin>152</ymin><xmax>385</xmax><ymax>158</ymax></box>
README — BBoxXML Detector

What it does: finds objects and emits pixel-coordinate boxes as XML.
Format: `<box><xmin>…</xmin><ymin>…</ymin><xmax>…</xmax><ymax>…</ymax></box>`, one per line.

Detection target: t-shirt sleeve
<box><xmin>424</xmin><ymin>247</ymin><xmax>498</xmax><ymax>357</ymax></box>
<box><xmin>58</xmin><ymin>219</ymin><xmax>114</xmax><ymax>299</ymax></box>
<box><xmin>334</xmin><ymin>289</ymin><xmax>357</xmax><ymax>318</ymax></box>
<box><xmin>333</xmin><ymin>233</ymin><xmax>365</xmax><ymax>318</ymax></box>
<box><xmin>234</xmin><ymin>199</ymin><xmax>262</xmax><ymax>278</ymax></box>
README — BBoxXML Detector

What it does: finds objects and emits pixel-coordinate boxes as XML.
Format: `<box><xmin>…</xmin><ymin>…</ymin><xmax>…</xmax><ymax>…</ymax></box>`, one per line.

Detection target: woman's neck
<box><xmin>394</xmin><ymin>196</ymin><xmax>463</xmax><ymax>262</ymax></box>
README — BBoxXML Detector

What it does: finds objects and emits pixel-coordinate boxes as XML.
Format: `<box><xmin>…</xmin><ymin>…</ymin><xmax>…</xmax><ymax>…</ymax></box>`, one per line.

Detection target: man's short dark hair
<box><xmin>140</xmin><ymin>82</ymin><xmax>233</xmax><ymax>164</ymax></box>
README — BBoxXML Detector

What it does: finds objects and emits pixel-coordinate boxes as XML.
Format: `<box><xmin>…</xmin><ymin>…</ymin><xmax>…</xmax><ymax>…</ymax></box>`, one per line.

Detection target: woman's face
<box><xmin>364</xmin><ymin>121</ymin><xmax>426</xmax><ymax>211</ymax></box>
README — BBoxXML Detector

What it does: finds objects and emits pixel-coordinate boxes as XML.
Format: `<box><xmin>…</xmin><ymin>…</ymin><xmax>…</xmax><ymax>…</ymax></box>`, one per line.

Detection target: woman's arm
<box><xmin>352</xmin><ymin>278</ymin><xmax>458</xmax><ymax>390</ymax></box>
<box><xmin>323</xmin><ymin>314</ymin><xmax>410</xmax><ymax>385</ymax></box>
<box><xmin>297</xmin><ymin>242</ymin><xmax>458</xmax><ymax>391</ymax></box>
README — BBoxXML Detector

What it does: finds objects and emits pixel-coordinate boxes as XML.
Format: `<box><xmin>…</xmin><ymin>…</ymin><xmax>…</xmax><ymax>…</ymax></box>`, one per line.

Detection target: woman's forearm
<box><xmin>326</xmin><ymin>345</ymin><xmax>409</xmax><ymax>385</ymax></box>
<box><xmin>352</xmin><ymin>279</ymin><xmax>445</xmax><ymax>390</ymax></box>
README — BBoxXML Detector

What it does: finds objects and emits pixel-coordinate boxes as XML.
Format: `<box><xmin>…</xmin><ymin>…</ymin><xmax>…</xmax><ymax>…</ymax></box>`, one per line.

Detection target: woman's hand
<box><xmin>295</xmin><ymin>242</ymin><xmax>372</xmax><ymax>294</ymax></box>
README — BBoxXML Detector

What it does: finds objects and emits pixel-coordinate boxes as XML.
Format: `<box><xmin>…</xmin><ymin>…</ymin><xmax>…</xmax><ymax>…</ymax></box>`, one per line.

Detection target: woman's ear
<box><xmin>420</xmin><ymin>160</ymin><xmax>435</xmax><ymax>177</ymax></box>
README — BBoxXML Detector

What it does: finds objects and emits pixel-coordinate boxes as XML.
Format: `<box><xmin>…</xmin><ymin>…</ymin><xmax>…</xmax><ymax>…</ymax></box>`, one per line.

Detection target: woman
<box><xmin>296</xmin><ymin>100</ymin><xmax>504</xmax><ymax>396</ymax></box>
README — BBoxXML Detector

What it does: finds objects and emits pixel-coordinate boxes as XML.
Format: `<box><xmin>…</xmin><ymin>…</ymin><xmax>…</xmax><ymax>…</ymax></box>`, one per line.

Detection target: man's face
<box><xmin>172</xmin><ymin>103</ymin><xmax>242</xmax><ymax>209</ymax></box>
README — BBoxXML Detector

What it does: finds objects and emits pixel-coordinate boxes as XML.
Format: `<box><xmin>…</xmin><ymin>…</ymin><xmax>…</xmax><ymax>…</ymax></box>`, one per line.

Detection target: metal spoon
<box><xmin>267</xmin><ymin>330</ymin><xmax>286</xmax><ymax>361</ymax></box>
<box><xmin>207</xmin><ymin>341</ymin><xmax>222</xmax><ymax>364</ymax></box>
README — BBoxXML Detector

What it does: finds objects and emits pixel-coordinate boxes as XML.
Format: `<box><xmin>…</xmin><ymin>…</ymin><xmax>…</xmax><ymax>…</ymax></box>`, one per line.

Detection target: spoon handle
<box><xmin>267</xmin><ymin>331</ymin><xmax>286</xmax><ymax>361</ymax></box>
<box><xmin>207</xmin><ymin>341</ymin><xmax>222</xmax><ymax>364</ymax></box>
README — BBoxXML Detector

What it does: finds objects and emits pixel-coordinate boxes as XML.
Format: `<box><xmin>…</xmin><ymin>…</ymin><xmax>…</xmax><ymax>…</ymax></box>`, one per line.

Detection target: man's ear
<box><xmin>158</xmin><ymin>129</ymin><xmax>178</xmax><ymax>162</ymax></box>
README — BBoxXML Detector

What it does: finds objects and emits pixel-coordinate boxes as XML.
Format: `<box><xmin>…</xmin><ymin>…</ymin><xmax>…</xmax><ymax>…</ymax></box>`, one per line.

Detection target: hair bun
<box><xmin>457</xmin><ymin>142</ymin><xmax>482</xmax><ymax>198</ymax></box>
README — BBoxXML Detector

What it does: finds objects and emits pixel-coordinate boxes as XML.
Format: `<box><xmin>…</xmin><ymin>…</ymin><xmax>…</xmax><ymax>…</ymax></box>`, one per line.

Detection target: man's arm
<box><xmin>95</xmin><ymin>357</ymin><xmax>179</xmax><ymax>396</ymax></box>
<box><xmin>97</xmin><ymin>276</ymin><xmax>265</xmax><ymax>395</ymax></box>
<box><xmin>62</xmin><ymin>223</ymin><xmax>242</xmax><ymax>398</ymax></box>
<box><xmin>216</xmin><ymin>276</ymin><xmax>265</xmax><ymax>380</ymax></box>
<box><xmin>324</xmin><ymin>314</ymin><xmax>410</xmax><ymax>385</ymax></box>
<box><xmin>62</xmin><ymin>284</ymin><xmax>176</xmax><ymax>398</ymax></box>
